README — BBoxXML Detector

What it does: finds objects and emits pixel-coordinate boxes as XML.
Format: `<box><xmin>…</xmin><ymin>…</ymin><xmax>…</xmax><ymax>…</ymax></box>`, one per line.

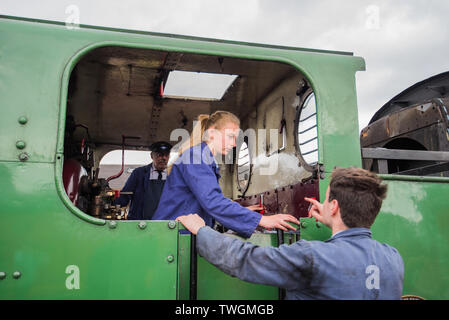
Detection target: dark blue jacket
<box><xmin>197</xmin><ymin>226</ymin><xmax>404</xmax><ymax>299</ymax></box>
<box><xmin>114</xmin><ymin>164</ymin><xmax>154</xmax><ymax>220</ymax></box>
<box><xmin>152</xmin><ymin>142</ymin><xmax>261</xmax><ymax>238</ymax></box>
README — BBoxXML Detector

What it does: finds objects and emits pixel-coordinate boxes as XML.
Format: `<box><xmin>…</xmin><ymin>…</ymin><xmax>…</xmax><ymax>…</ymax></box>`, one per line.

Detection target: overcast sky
<box><xmin>2</xmin><ymin>0</ymin><xmax>448</xmax><ymax>164</ymax></box>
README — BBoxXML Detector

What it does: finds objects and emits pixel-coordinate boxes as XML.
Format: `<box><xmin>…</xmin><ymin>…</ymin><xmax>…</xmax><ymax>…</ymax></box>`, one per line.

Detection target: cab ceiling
<box><xmin>67</xmin><ymin>46</ymin><xmax>297</xmax><ymax>150</ymax></box>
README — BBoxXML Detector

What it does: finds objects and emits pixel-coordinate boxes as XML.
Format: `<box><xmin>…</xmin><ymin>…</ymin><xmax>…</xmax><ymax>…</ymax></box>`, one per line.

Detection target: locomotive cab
<box><xmin>1</xmin><ymin>15</ymin><xmax>370</xmax><ymax>300</ymax></box>
<box><xmin>3</xmin><ymin>15</ymin><xmax>449</xmax><ymax>300</ymax></box>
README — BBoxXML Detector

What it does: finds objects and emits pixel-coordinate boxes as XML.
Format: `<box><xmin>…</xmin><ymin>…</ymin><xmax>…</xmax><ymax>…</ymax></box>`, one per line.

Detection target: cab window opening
<box><xmin>62</xmin><ymin>45</ymin><xmax>319</xmax><ymax>223</ymax></box>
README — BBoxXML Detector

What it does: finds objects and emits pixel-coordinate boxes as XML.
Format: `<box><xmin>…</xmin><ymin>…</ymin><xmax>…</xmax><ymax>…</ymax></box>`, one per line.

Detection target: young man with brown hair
<box><xmin>176</xmin><ymin>167</ymin><xmax>404</xmax><ymax>300</ymax></box>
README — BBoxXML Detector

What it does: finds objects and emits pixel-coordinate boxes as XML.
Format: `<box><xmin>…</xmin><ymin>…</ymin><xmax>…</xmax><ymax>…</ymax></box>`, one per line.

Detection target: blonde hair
<box><xmin>168</xmin><ymin>111</ymin><xmax>240</xmax><ymax>174</ymax></box>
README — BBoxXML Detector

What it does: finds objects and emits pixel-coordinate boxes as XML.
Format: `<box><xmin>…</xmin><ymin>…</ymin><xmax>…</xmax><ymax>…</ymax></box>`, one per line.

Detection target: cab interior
<box><xmin>64</xmin><ymin>45</ymin><xmax>319</xmax><ymax>221</ymax></box>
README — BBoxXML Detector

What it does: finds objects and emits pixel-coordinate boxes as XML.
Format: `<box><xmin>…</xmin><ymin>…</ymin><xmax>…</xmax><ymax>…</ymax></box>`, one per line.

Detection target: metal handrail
<box><xmin>362</xmin><ymin>148</ymin><xmax>449</xmax><ymax>161</ymax></box>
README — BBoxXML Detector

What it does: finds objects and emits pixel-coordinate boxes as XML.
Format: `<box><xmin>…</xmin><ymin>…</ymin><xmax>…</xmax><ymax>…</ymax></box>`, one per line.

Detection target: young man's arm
<box><xmin>177</xmin><ymin>214</ymin><xmax>313</xmax><ymax>290</ymax></box>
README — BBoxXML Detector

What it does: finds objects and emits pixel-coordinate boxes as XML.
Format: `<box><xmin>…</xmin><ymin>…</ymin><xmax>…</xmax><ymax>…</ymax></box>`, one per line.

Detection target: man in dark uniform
<box><xmin>114</xmin><ymin>141</ymin><xmax>172</xmax><ymax>220</ymax></box>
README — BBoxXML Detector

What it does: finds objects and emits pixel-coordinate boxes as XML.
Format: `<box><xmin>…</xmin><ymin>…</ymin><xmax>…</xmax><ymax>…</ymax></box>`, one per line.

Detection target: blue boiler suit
<box><xmin>196</xmin><ymin>226</ymin><xmax>404</xmax><ymax>300</ymax></box>
<box><xmin>152</xmin><ymin>142</ymin><xmax>261</xmax><ymax>238</ymax></box>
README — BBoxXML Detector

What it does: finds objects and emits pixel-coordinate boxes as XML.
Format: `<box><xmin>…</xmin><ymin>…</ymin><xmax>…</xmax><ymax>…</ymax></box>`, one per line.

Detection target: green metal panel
<box><xmin>371</xmin><ymin>177</ymin><xmax>449</xmax><ymax>300</ymax></box>
<box><xmin>177</xmin><ymin>234</ymin><xmax>191</xmax><ymax>300</ymax></box>
<box><xmin>299</xmin><ymin>218</ymin><xmax>332</xmax><ymax>241</ymax></box>
<box><xmin>197</xmin><ymin>256</ymin><xmax>277</xmax><ymax>300</ymax></box>
<box><xmin>197</xmin><ymin>232</ymin><xmax>278</xmax><ymax>300</ymax></box>
<box><xmin>177</xmin><ymin>232</ymin><xmax>298</xmax><ymax>300</ymax></box>
<box><xmin>0</xmin><ymin>161</ymin><xmax>179</xmax><ymax>299</ymax></box>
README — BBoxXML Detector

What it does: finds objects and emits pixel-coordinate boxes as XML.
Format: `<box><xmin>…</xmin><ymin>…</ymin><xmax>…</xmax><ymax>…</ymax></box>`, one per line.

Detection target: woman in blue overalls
<box><xmin>152</xmin><ymin>111</ymin><xmax>299</xmax><ymax>238</ymax></box>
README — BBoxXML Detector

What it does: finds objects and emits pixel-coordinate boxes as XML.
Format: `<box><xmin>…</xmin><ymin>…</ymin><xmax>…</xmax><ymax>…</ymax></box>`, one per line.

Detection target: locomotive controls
<box><xmin>63</xmin><ymin>117</ymin><xmax>132</xmax><ymax>220</ymax></box>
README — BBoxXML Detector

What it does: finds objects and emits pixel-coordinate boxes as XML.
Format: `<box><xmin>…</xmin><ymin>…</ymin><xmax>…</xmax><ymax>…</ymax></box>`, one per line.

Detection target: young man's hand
<box><xmin>304</xmin><ymin>197</ymin><xmax>325</xmax><ymax>223</ymax></box>
<box><xmin>259</xmin><ymin>214</ymin><xmax>300</xmax><ymax>231</ymax></box>
<box><xmin>176</xmin><ymin>213</ymin><xmax>206</xmax><ymax>235</ymax></box>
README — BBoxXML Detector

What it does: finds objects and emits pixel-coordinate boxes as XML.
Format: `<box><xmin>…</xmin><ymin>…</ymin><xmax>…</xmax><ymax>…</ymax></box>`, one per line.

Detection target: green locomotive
<box><xmin>0</xmin><ymin>15</ymin><xmax>448</xmax><ymax>300</ymax></box>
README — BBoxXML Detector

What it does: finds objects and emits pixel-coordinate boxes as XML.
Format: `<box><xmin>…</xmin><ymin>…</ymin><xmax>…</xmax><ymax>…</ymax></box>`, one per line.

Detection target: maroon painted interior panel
<box><xmin>235</xmin><ymin>178</ymin><xmax>319</xmax><ymax>219</ymax></box>
<box><xmin>62</xmin><ymin>158</ymin><xmax>88</xmax><ymax>205</ymax></box>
